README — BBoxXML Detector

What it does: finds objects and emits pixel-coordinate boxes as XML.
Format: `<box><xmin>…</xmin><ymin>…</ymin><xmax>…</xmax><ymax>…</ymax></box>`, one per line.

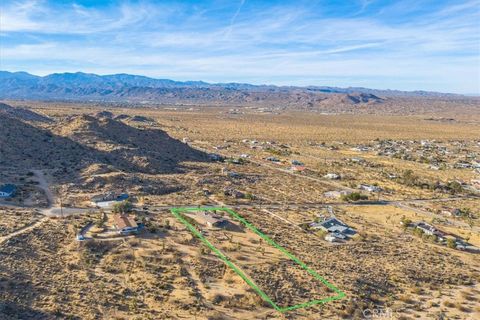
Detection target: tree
<box><xmin>413</xmin><ymin>227</ymin><xmax>424</xmax><ymax>237</ymax></box>
<box><xmin>95</xmin><ymin>210</ymin><xmax>107</xmax><ymax>228</ymax></box>
<box><xmin>402</xmin><ymin>169</ymin><xmax>418</xmax><ymax>187</ymax></box>
<box><xmin>446</xmin><ymin>238</ymin><xmax>456</xmax><ymax>249</ymax></box>
<box><xmin>112</xmin><ymin>200</ymin><xmax>133</xmax><ymax>214</ymax></box>
<box><xmin>341</xmin><ymin>192</ymin><xmax>368</xmax><ymax>202</ymax></box>
<box><xmin>400</xmin><ymin>216</ymin><xmax>412</xmax><ymax>230</ymax></box>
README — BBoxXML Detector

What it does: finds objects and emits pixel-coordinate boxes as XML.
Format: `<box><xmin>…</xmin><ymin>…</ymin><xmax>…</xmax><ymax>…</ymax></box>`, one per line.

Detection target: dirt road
<box><xmin>0</xmin><ymin>216</ymin><xmax>48</xmax><ymax>245</ymax></box>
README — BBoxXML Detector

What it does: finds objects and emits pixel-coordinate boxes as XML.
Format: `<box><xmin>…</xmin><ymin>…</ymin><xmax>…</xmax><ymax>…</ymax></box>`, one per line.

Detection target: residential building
<box><xmin>324</xmin><ymin>173</ymin><xmax>340</xmax><ymax>180</ymax></box>
<box><xmin>310</xmin><ymin>217</ymin><xmax>356</xmax><ymax>241</ymax></box>
<box><xmin>193</xmin><ymin>211</ymin><xmax>228</xmax><ymax>229</ymax></box>
<box><xmin>415</xmin><ymin>222</ymin><xmax>446</xmax><ymax>241</ymax></box>
<box><xmin>113</xmin><ymin>214</ymin><xmax>139</xmax><ymax>235</ymax></box>
<box><xmin>290</xmin><ymin>165</ymin><xmax>306</xmax><ymax>172</ymax></box>
<box><xmin>266</xmin><ymin>156</ymin><xmax>280</xmax><ymax>162</ymax></box>
<box><xmin>0</xmin><ymin>184</ymin><xmax>16</xmax><ymax>198</ymax></box>
<box><xmin>359</xmin><ymin>184</ymin><xmax>382</xmax><ymax>192</ymax></box>
<box><xmin>324</xmin><ymin>190</ymin><xmax>352</xmax><ymax>199</ymax></box>
<box><xmin>91</xmin><ymin>192</ymin><xmax>129</xmax><ymax>208</ymax></box>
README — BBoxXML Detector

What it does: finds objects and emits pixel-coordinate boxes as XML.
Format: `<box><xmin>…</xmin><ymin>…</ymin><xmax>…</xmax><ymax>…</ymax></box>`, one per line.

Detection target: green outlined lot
<box><xmin>170</xmin><ymin>206</ymin><xmax>346</xmax><ymax>312</ymax></box>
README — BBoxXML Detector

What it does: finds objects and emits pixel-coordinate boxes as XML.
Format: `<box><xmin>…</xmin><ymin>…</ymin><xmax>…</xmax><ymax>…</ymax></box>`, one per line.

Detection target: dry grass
<box><xmin>1</xmin><ymin>101</ymin><xmax>479</xmax><ymax>319</ymax></box>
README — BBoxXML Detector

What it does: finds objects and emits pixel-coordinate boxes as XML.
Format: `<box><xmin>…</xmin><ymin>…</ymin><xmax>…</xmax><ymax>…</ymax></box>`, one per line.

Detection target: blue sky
<box><xmin>1</xmin><ymin>0</ymin><xmax>479</xmax><ymax>94</ymax></box>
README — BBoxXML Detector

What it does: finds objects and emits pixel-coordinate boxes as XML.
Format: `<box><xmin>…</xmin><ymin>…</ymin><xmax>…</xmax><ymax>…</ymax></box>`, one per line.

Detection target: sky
<box><xmin>0</xmin><ymin>0</ymin><xmax>479</xmax><ymax>94</ymax></box>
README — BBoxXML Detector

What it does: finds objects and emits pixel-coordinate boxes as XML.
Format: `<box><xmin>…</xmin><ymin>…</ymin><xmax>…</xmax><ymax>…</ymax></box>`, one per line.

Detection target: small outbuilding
<box><xmin>91</xmin><ymin>192</ymin><xmax>129</xmax><ymax>208</ymax></box>
<box><xmin>0</xmin><ymin>184</ymin><xmax>16</xmax><ymax>198</ymax></box>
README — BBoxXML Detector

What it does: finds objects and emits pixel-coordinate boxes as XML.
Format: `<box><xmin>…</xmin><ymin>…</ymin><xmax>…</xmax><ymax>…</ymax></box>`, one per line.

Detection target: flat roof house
<box><xmin>359</xmin><ymin>184</ymin><xmax>382</xmax><ymax>192</ymax></box>
<box><xmin>91</xmin><ymin>192</ymin><xmax>129</xmax><ymax>208</ymax></box>
<box><xmin>324</xmin><ymin>190</ymin><xmax>352</xmax><ymax>199</ymax></box>
<box><xmin>113</xmin><ymin>214</ymin><xmax>139</xmax><ymax>235</ymax></box>
<box><xmin>290</xmin><ymin>165</ymin><xmax>306</xmax><ymax>172</ymax></box>
<box><xmin>310</xmin><ymin>217</ymin><xmax>356</xmax><ymax>241</ymax></box>
<box><xmin>415</xmin><ymin>222</ymin><xmax>446</xmax><ymax>240</ymax></box>
<box><xmin>0</xmin><ymin>184</ymin><xmax>16</xmax><ymax>198</ymax></box>
<box><xmin>193</xmin><ymin>211</ymin><xmax>229</xmax><ymax>229</ymax></box>
<box><xmin>324</xmin><ymin>173</ymin><xmax>341</xmax><ymax>180</ymax></box>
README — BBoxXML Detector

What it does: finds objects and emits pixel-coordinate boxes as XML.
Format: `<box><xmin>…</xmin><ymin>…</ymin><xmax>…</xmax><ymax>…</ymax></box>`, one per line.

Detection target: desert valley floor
<box><xmin>0</xmin><ymin>100</ymin><xmax>479</xmax><ymax>320</ymax></box>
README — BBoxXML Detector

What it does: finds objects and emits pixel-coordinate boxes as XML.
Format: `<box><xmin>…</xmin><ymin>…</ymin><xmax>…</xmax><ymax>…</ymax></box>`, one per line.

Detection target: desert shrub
<box><xmin>112</xmin><ymin>200</ymin><xmax>133</xmax><ymax>214</ymax></box>
<box><xmin>411</xmin><ymin>286</ymin><xmax>423</xmax><ymax>295</ymax></box>
<box><xmin>245</xmin><ymin>193</ymin><xmax>255</xmax><ymax>200</ymax></box>
<box><xmin>443</xmin><ymin>300</ymin><xmax>455</xmax><ymax>308</ymax></box>
<box><xmin>402</xmin><ymin>169</ymin><xmax>419</xmax><ymax>186</ymax></box>
<box><xmin>212</xmin><ymin>294</ymin><xmax>227</xmax><ymax>305</ymax></box>
<box><xmin>447</xmin><ymin>181</ymin><xmax>463</xmax><ymax>194</ymax></box>
<box><xmin>413</xmin><ymin>227</ymin><xmax>424</xmax><ymax>237</ymax></box>
<box><xmin>341</xmin><ymin>192</ymin><xmax>368</xmax><ymax>202</ymax></box>
<box><xmin>455</xmin><ymin>302</ymin><xmax>470</xmax><ymax>312</ymax></box>
<box><xmin>446</xmin><ymin>238</ymin><xmax>456</xmax><ymax>249</ymax></box>
<box><xmin>400</xmin><ymin>216</ymin><xmax>412</xmax><ymax>229</ymax></box>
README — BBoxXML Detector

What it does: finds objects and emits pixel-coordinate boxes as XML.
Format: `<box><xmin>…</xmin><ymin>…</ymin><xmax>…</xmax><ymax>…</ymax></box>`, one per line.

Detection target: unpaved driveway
<box><xmin>31</xmin><ymin>169</ymin><xmax>55</xmax><ymax>207</ymax></box>
<box><xmin>0</xmin><ymin>216</ymin><xmax>48</xmax><ymax>245</ymax></box>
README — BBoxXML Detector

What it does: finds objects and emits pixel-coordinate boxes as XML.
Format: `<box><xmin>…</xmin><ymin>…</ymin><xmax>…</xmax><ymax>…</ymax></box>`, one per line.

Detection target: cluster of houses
<box><xmin>411</xmin><ymin>221</ymin><xmax>478</xmax><ymax>252</ymax></box>
<box><xmin>241</xmin><ymin>139</ymin><xmax>289</xmax><ymax>150</ymax></box>
<box><xmin>309</xmin><ymin>217</ymin><xmax>357</xmax><ymax>242</ymax></box>
<box><xmin>368</xmin><ymin>139</ymin><xmax>480</xmax><ymax>172</ymax></box>
<box><xmin>0</xmin><ymin>184</ymin><xmax>16</xmax><ymax>199</ymax></box>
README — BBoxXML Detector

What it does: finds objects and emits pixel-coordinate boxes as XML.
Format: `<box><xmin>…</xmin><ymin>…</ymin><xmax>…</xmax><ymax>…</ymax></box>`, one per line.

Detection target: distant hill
<box><xmin>0</xmin><ymin>104</ymin><xmax>209</xmax><ymax>176</ymax></box>
<box><xmin>0</xmin><ymin>102</ymin><xmax>52</xmax><ymax>122</ymax></box>
<box><xmin>0</xmin><ymin>71</ymin><xmax>466</xmax><ymax>108</ymax></box>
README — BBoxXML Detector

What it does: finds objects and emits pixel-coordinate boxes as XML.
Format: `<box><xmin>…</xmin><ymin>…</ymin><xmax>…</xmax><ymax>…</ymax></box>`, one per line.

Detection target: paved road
<box><xmin>148</xmin><ymin>195</ymin><xmax>478</xmax><ymax>211</ymax></box>
<box><xmin>1</xmin><ymin>163</ymin><xmax>477</xmax><ymax>244</ymax></box>
<box><xmin>188</xmin><ymin>141</ymin><xmax>480</xmax><ymax>232</ymax></box>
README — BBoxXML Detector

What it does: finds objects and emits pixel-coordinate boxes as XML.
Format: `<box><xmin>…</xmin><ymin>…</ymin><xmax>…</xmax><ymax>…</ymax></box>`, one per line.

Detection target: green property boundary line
<box><xmin>170</xmin><ymin>206</ymin><xmax>346</xmax><ymax>313</ymax></box>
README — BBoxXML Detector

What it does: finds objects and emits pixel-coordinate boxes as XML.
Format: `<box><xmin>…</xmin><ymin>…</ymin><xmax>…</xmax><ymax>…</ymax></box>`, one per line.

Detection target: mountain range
<box><xmin>0</xmin><ymin>71</ymin><xmax>464</xmax><ymax>107</ymax></box>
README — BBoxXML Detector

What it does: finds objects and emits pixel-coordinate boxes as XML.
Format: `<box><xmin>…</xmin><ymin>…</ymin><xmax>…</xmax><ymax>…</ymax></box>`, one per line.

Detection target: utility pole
<box><xmin>58</xmin><ymin>186</ymin><xmax>64</xmax><ymax>217</ymax></box>
<box><xmin>60</xmin><ymin>193</ymin><xmax>64</xmax><ymax>217</ymax></box>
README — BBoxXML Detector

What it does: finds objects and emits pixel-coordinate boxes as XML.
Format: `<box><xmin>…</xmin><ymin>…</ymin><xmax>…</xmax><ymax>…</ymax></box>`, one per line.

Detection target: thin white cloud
<box><xmin>223</xmin><ymin>0</ymin><xmax>246</xmax><ymax>38</ymax></box>
<box><xmin>0</xmin><ymin>0</ymin><xmax>168</xmax><ymax>34</ymax></box>
<box><xmin>0</xmin><ymin>0</ymin><xmax>479</xmax><ymax>93</ymax></box>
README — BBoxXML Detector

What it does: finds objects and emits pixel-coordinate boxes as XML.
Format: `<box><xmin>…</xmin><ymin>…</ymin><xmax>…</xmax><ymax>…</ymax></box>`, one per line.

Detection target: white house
<box><xmin>91</xmin><ymin>192</ymin><xmax>129</xmax><ymax>208</ymax></box>
<box><xmin>359</xmin><ymin>184</ymin><xmax>382</xmax><ymax>192</ymax></box>
<box><xmin>324</xmin><ymin>173</ymin><xmax>340</xmax><ymax>180</ymax></box>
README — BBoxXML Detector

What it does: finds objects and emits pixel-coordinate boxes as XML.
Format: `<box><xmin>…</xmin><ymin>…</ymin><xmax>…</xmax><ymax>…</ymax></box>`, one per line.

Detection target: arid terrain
<box><xmin>0</xmin><ymin>99</ymin><xmax>479</xmax><ymax>320</ymax></box>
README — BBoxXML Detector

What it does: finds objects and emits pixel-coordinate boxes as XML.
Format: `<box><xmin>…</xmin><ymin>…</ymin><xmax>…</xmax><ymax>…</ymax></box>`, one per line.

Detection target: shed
<box><xmin>0</xmin><ymin>184</ymin><xmax>16</xmax><ymax>198</ymax></box>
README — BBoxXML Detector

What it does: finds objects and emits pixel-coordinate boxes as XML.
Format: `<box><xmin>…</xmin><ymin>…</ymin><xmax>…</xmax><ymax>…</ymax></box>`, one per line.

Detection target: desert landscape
<box><xmin>0</xmin><ymin>97</ymin><xmax>479</xmax><ymax>319</ymax></box>
<box><xmin>1</xmin><ymin>0</ymin><xmax>479</xmax><ymax>319</ymax></box>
